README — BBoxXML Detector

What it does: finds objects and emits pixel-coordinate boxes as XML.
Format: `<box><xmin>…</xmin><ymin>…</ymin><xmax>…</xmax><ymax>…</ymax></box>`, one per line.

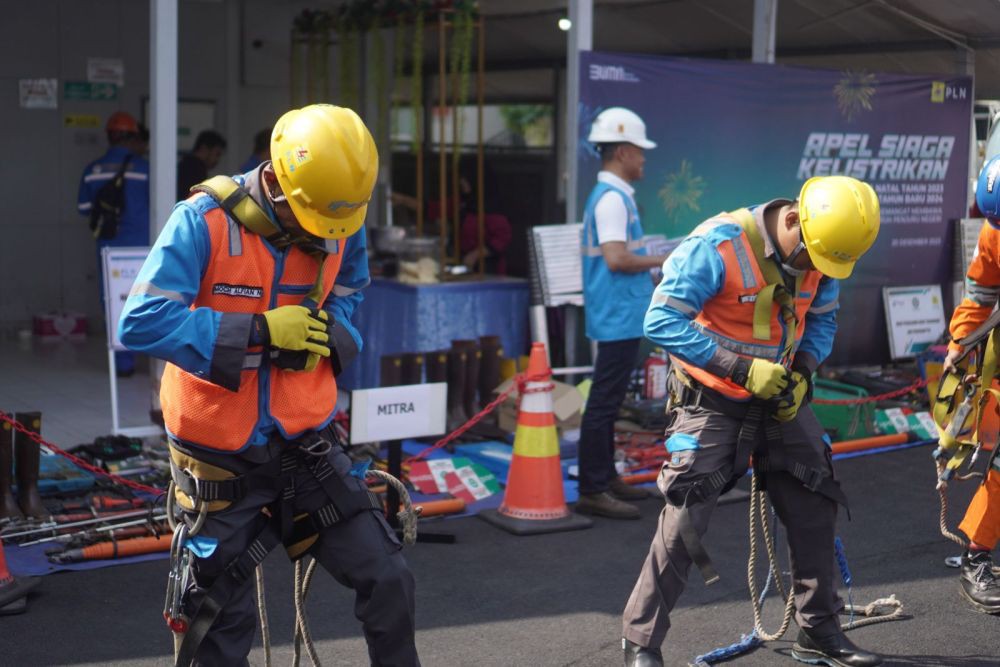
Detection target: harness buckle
<box><xmin>803</xmin><ymin>467</ymin><xmax>825</xmax><ymax>492</ymax></box>
<box><xmin>301</xmin><ymin>437</ymin><xmax>333</xmax><ymax>458</ymax></box>
<box><xmin>181</xmin><ymin>467</ymin><xmax>202</xmax><ymax>505</ymax></box>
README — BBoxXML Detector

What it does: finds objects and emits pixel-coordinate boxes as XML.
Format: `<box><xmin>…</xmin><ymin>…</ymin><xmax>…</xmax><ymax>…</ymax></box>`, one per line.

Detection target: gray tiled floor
<box><xmin>0</xmin><ymin>333</ymin><xmax>156</xmax><ymax>449</ymax></box>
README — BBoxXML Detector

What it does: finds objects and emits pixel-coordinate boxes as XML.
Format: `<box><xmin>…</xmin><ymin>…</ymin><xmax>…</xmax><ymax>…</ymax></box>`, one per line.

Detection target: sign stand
<box><xmin>102</xmin><ymin>247</ymin><xmax>162</xmax><ymax>439</ymax></box>
<box><xmin>351</xmin><ymin>383</ymin><xmax>455</xmax><ymax>544</ymax></box>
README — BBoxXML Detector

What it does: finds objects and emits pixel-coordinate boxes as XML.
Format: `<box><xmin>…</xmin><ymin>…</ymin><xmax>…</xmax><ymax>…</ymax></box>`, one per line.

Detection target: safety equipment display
<box><xmin>775</xmin><ymin>370</ymin><xmax>810</xmax><ymax>422</ymax></box>
<box><xmin>271</xmin><ymin>104</ymin><xmax>378</xmax><ymax>240</ymax></box>
<box><xmin>587</xmin><ymin>107</ymin><xmax>657</xmax><ymax>149</ymax></box>
<box><xmin>798</xmin><ymin>176</ymin><xmax>880</xmax><ymax>280</ymax></box>
<box><xmin>732</xmin><ymin>358</ymin><xmax>789</xmax><ymax>400</ymax></box>
<box><xmin>105</xmin><ymin>111</ymin><xmax>139</xmax><ymax>135</ymax></box>
<box><xmin>976</xmin><ymin>155</ymin><xmax>1000</xmax><ymax>223</ymax></box>
<box><xmin>260</xmin><ymin>306</ymin><xmax>329</xmax><ymax>356</ymax></box>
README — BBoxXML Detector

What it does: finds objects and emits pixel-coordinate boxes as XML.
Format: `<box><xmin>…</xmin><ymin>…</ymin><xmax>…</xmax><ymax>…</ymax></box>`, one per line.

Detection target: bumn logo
<box><xmin>588</xmin><ymin>64</ymin><xmax>640</xmax><ymax>83</ymax></box>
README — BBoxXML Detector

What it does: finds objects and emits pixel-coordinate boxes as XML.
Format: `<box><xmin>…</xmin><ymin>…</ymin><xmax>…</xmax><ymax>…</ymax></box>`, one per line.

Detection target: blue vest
<box><xmin>581</xmin><ymin>181</ymin><xmax>653</xmax><ymax>341</ymax></box>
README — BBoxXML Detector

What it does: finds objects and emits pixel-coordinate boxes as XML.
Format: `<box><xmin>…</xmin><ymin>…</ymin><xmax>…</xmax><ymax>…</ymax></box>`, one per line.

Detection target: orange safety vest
<box><xmin>160</xmin><ymin>195</ymin><xmax>344</xmax><ymax>452</ymax></box>
<box><xmin>671</xmin><ymin>211</ymin><xmax>822</xmax><ymax>401</ymax></box>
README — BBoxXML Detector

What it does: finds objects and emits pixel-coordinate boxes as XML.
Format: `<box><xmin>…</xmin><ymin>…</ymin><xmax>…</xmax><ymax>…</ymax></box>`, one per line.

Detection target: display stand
<box><xmin>351</xmin><ymin>383</ymin><xmax>455</xmax><ymax>543</ymax></box>
<box><xmin>101</xmin><ymin>247</ymin><xmax>162</xmax><ymax>439</ymax></box>
<box><xmin>527</xmin><ymin>224</ymin><xmax>593</xmax><ymax>377</ymax></box>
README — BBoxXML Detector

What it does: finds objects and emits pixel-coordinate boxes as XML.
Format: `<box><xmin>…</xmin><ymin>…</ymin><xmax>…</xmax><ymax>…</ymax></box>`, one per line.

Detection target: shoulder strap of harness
<box><xmin>191</xmin><ymin>175</ymin><xmax>295</xmax><ymax>250</ymax></box>
<box><xmin>729</xmin><ymin>208</ymin><xmax>803</xmax><ymax>363</ymax></box>
<box><xmin>191</xmin><ymin>175</ymin><xmax>326</xmax><ymax>307</ymax></box>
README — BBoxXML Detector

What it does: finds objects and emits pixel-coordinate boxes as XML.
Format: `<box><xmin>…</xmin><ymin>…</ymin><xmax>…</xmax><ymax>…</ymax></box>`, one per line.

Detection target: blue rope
<box><xmin>834</xmin><ymin>536</ymin><xmax>855</xmax><ymax>626</ymax></box>
<box><xmin>688</xmin><ymin>511</ymin><xmax>778</xmax><ymax>666</ymax></box>
<box><xmin>689</xmin><ymin>523</ymin><xmax>858</xmax><ymax>665</ymax></box>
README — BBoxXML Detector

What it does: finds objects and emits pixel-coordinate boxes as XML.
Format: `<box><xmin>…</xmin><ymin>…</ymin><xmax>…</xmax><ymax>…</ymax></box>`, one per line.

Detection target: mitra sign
<box><xmin>350</xmin><ymin>383</ymin><xmax>447</xmax><ymax>444</ymax></box>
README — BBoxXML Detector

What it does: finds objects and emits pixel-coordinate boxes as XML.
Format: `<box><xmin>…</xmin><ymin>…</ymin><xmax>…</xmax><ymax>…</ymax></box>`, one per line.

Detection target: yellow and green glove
<box><xmin>259</xmin><ymin>305</ymin><xmax>330</xmax><ymax>356</ymax></box>
<box><xmin>775</xmin><ymin>370</ymin><xmax>810</xmax><ymax>422</ymax></box>
<box><xmin>731</xmin><ymin>358</ymin><xmax>789</xmax><ymax>400</ymax></box>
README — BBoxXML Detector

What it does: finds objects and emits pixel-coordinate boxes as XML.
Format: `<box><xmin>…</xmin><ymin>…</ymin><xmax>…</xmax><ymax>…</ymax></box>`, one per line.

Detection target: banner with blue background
<box><xmin>578</xmin><ymin>51</ymin><xmax>972</xmax><ymax>364</ymax></box>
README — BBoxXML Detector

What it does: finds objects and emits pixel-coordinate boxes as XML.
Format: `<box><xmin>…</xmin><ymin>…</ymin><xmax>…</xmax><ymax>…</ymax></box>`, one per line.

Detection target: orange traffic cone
<box><xmin>0</xmin><ymin>539</ymin><xmax>39</xmax><ymax>615</ymax></box>
<box><xmin>480</xmin><ymin>342</ymin><xmax>592</xmax><ymax>535</ymax></box>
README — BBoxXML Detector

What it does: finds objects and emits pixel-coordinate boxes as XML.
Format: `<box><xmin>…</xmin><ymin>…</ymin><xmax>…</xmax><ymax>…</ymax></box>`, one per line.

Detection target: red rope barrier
<box><xmin>403</xmin><ymin>372</ymin><xmax>552</xmax><ymax>465</ymax></box>
<box><xmin>0</xmin><ymin>410</ymin><xmax>163</xmax><ymax>497</ymax></box>
<box><xmin>811</xmin><ymin>377</ymin><xmax>930</xmax><ymax>405</ymax></box>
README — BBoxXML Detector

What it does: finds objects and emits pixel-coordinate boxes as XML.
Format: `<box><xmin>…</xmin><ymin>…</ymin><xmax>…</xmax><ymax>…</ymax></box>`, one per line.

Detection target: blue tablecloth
<box><xmin>339</xmin><ymin>276</ymin><xmax>531</xmax><ymax>390</ymax></box>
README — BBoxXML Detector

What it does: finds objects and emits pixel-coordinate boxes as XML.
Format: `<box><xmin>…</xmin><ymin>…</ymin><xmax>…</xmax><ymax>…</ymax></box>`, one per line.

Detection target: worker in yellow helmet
<box><xmin>621</xmin><ymin>176</ymin><xmax>883</xmax><ymax>667</ymax></box>
<box><xmin>120</xmin><ymin>105</ymin><xmax>420</xmax><ymax>666</ymax></box>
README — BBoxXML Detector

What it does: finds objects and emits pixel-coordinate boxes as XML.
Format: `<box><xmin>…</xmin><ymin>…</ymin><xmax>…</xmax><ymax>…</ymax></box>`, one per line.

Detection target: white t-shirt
<box><xmin>593</xmin><ymin>171</ymin><xmax>635</xmax><ymax>244</ymax></box>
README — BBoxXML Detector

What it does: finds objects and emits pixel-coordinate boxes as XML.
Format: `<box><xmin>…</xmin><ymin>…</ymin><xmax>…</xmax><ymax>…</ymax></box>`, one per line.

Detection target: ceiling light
<box><xmin>558</xmin><ymin>18</ymin><xmax>572</xmax><ymax>31</ymax></box>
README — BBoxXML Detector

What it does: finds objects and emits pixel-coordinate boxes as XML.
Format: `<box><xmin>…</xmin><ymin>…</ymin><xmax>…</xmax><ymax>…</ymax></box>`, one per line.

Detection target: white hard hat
<box><xmin>588</xmin><ymin>107</ymin><xmax>656</xmax><ymax>149</ymax></box>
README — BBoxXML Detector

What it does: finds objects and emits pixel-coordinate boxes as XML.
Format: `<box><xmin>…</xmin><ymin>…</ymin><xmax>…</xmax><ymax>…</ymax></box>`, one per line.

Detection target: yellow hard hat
<box><xmin>271</xmin><ymin>105</ymin><xmax>378</xmax><ymax>239</ymax></box>
<box><xmin>798</xmin><ymin>176</ymin><xmax>880</xmax><ymax>279</ymax></box>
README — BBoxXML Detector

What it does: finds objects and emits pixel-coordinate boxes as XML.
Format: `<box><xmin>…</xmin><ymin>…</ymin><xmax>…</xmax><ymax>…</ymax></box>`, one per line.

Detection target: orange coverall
<box><xmin>949</xmin><ymin>221</ymin><xmax>1000</xmax><ymax>550</ymax></box>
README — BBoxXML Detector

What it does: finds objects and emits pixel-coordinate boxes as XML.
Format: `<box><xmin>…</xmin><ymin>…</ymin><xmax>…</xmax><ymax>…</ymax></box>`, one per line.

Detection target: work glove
<box><xmin>775</xmin><ymin>370</ymin><xmax>810</xmax><ymax>422</ymax></box>
<box><xmin>731</xmin><ymin>358</ymin><xmax>789</xmax><ymax>401</ymax></box>
<box><xmin>259</xmin><ymin>305</ymin><xmax>330</xmax><ymax>356</ymax></box>
<box><xmin>270</xmin><ymin>314</ymin><xmax>359</xmax><ymax>376</ymax></box>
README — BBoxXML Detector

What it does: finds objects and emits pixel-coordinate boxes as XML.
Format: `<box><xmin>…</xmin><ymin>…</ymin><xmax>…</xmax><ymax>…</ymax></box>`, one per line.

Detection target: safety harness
<box><xmin>164</xmin><ymin>177</ymin><xmax>412</xmax><ymax>666</ymax></box>
<box><xmin>931</xmin><ymin>310</ymin><xmax>1000</xmax><ymax>549</ymax></box>
<box><xmin>667</xmin><ymin>210</ymin><xmax>847</xmax><ymax>586</ymax></box>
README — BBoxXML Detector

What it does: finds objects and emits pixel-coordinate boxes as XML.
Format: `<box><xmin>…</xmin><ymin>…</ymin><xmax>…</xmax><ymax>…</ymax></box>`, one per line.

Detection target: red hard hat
<box><xmin>106</xmin><ymin>111</ymin><xmax>139</xmax><ymax>134</ymax></box>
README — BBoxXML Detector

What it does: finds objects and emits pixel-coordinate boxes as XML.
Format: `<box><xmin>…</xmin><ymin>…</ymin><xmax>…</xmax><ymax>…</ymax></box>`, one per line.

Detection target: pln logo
<box><xmin>931</xmin><ymin>81</ymin><xmax>967</xmax><ymax>103</ymax></box>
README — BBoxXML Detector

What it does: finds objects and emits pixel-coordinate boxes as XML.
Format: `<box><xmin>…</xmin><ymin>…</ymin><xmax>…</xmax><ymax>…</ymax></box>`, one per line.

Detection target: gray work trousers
<box><xmin>177</xmin><ymin>438</ymin><xmax>419</xmax><ymax>667</ymax></box>
<box><xmin>622</xmin><ymin>401</ymin><xmax>843</xmax><ymax>648</ymax></box>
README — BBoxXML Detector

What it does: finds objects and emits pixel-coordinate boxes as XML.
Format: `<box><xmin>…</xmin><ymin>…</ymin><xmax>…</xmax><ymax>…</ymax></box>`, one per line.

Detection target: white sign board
<box><xmin>350</xmin><ymin>383</ymin><xmax>447</xmax><ymax>444</ymax></box>
<box><xmin>87</xmin><ymin>57</ymin><xmax>125</xmax><ymax>86</ymax></box>
<box><xmin>102</xmin><ymin>247</ymin><xmax>150</xmax><ymax>351</ymax></box>
<box><xmin>19</xmin><ymin>78</ymin><xmax>58</xmax><ymax>109</ymax></box>
<box><xmin>882</xmin><ymin>284</ymin><xmax>947</xmax><ymax>359</ymax></box>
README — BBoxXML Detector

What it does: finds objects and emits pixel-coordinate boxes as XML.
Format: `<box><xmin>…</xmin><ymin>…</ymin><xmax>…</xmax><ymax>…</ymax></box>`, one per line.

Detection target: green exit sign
<box><xmin>64</xmin><ymin>81</ymin><xmax>118</xmax><ymax>101</ymax></box>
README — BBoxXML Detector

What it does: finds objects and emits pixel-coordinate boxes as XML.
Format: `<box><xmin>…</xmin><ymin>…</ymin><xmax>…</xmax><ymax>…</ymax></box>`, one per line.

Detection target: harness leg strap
<box><xmin>174</xmin><ymin>519</ymin><xmax>282</xmax><ymax>667</ymax></box>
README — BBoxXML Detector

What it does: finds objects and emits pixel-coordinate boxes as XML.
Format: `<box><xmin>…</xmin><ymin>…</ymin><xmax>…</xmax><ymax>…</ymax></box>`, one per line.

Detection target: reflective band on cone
<box><xmin>480</xmin><ymin>342</ymin><xmax>592</xmax><ymax>535</ymax></box>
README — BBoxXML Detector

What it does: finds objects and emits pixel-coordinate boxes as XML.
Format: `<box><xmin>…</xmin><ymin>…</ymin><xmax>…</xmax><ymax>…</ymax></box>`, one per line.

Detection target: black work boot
<box><xmin>0</xmin><ymin>423</ymin><xmax>22</xmax><ymax>520</ymax></box>
<box><xmin>609</xmin><ymin>475</ymin><xmax>652</xmax><ymax>500</ymax></box>
<box><xmin>14</xmin><ymin>413</ymin><xmax>46</xmax><ymax>519</ymax></box>
<box><xmin>623</xmin><ymin>638</ymin><xmax>663</xmax><ymax>667</ymax></box>
<box><xmin>791</xmin><ymin>628</ymin><xmax>882</xmax><ymax>666</ymax></box>
<box><xmin>575</xmin><ymin>492</ymin><xmax>640</xmax><ymax>519</ymax></box>
<box><xmin>959</xmin><ymin>550</ymin><xmax>1000</xmax><ymax>614</ymax></box>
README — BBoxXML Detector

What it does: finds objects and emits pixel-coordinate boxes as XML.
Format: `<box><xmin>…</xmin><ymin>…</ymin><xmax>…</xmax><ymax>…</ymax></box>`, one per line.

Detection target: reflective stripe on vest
<box><xmin>160</xmin><ymin>199</ymin><xmax>345</xmax><ymax>451</ymax></box>
<box><xmin>672</xmin><ymin>209</ymin><xmax>821</xmax><ymax>400</ymax></box>
<box><xmin>581</xmin><ymin>181</ymin><xmax>653</xmax><ymax>341</ymax></box>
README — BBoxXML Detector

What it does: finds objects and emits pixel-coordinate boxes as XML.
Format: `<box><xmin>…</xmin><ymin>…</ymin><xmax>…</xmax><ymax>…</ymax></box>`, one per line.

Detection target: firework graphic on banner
<box><xmin>659</xmin><ymin>159</ymin><xmax>707</xmax><ymax>226</ymax></box>
<box><xmin>834</xmin><ymin>70</ymin><xmax>877</xmax><ymax>122</ymax></box>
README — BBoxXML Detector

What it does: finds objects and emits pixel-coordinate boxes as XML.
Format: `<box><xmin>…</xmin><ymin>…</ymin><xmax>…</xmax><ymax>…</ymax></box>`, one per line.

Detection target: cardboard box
<box><xmin>33</xmin><ymin>312</ymin><xmax>87</xmax><ymax>341</ymax></box>
<box><xmin>493</xmin><ymin>378</ymin><xmax>584</xmax><ymax>434</ymax></box>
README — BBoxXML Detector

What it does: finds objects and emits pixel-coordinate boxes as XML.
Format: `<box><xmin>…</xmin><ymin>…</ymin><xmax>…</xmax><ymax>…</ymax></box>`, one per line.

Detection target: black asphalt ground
<box><xmin>2</xmin><ymin>444</ymin><xmax>998</xmax><ymax>666</ymax></box>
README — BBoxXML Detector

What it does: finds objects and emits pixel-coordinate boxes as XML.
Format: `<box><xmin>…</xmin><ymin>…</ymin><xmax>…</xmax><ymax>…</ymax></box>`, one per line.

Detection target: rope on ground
<box><xmin>694</xmin><ymin>474</ymin><xmax>907</xmax><ymax>665</ymax></box>
<box><xmin>0</xmin><ymin>409</ymin><xmax>163</xmax><ymax>497</ymax></box>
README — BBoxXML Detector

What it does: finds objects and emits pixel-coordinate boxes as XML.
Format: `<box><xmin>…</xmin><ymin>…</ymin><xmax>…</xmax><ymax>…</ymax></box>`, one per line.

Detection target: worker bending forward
<box><xmin>120</xmin><ymin>105</ymin><xmax>419</xmax><ymax>666</ymax></box>
<box><xmin>942</xmin><ymin>154</ymin><xmax>1000</xmax><ymax>615</ymax></box>
<box><xmin>621</xmin><ymin>176</ymin><xmax>883</xmax><ymax>667</ymax></box>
